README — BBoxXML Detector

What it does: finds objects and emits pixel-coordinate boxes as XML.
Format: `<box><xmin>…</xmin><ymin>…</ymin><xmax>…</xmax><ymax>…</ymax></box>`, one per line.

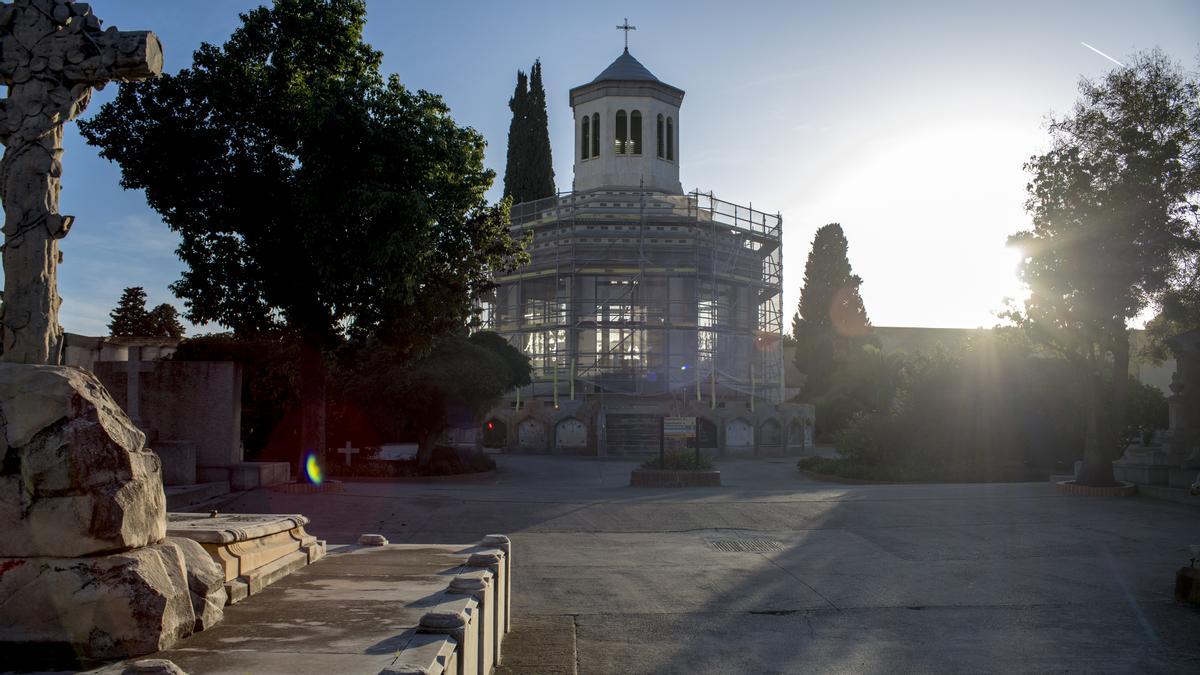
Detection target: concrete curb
<box><xmin>1054</xmin><ymin>480</ymin><xmax>1138</xmax><ymax>497</ymax></box>
<box><xmin>798</xmin><ymin>468</ymin><xmax>909</xmax><ymax>485</ymax></box>
<box><xmin>630</xmin><ymin>469</ymin><xmax>721</xmax><ymax>487</ymax></box>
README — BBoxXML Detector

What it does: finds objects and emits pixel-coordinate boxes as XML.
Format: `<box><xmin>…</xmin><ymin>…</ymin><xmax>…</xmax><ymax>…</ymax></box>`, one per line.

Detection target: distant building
<box><xmin>479</xmin><ymin>49</ymin><xmax>812</xmax><ymax>455</ymax></box>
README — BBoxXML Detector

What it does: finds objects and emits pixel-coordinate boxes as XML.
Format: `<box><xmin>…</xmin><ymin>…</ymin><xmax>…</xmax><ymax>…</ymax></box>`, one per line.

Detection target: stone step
<box><xmin>165</xmin><ymin>481</ymin><xmax>231</xmax><ymax>511</ymax></box>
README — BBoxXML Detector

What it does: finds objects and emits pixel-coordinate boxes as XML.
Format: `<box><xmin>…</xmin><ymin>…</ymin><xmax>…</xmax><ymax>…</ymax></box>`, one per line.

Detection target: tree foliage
<box><xmin>333</xmin><ymin>331</ymin><xmax>531</xmax><ymax>464</ymax></box>
<box><xmin>792</xmin><ymin>223</ymin><xmax>873</xmax><ymax>397</ymax></box>
<box><xmin>1007</xmin><ymin>50</ymin><xmax>1200</xmax><ymax>485</ymax></box>
<box><xmin>80</xmin><ymin>0</ymin><xmax>525</xmax><ymax>476</ymax></box>
<box><xmin>503</xmin><ymin>59</ymin><xmax>555</xmax><ymax>204</ymax></box>
<box><xmin>108</xmin><ymin>286</ymin><xmax>185</xmax><ymax>338</ymax></box>
<box><xmin>108</xmin><ymin>286</ymin><xmax>149</xmax><ymax>337</ymax></box>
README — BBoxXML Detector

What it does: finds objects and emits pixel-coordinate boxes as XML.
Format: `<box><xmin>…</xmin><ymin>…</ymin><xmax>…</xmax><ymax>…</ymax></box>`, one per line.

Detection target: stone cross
<box><xmin>0</xmin><ymin>1</ymin><xmax>163</xmax><ymax>365</ymax></box>
<box><xmin>121</xmin><ymin>344</ymin><xmax>154</xmax><ymax>426</ymax></box>
<box><xmin>337</xmin><ymin>441</ymin><xmax>359</xmax><ymax>466</ymax></box>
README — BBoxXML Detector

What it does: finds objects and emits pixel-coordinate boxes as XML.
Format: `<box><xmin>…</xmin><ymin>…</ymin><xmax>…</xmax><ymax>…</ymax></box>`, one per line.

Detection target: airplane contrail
<box><xmin>1081</xmin><ymin>42</ymin><xmax>1126</xmax><ymax>68</ymax></box>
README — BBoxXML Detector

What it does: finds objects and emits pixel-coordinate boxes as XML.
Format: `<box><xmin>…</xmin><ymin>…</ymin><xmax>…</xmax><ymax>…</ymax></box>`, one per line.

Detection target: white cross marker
<box><xmin>337</xmin><ymin>441</ymin><xmax>360</xmax><ymax>466</ymax></box>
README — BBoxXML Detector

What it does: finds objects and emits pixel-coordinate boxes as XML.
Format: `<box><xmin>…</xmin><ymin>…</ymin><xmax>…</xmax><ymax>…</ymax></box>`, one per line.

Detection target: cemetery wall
<box><xmin>95</xmin><ymin>360</ymin><xmax>243</xmax><ymax>468</ymax></box>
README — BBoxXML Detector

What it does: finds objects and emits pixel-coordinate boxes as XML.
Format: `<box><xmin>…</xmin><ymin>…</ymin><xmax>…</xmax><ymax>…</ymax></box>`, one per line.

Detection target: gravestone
<box><xmin>0</xmin><ymin>2</ymin><xmax>224</xmax><ymax>659</ymax></box>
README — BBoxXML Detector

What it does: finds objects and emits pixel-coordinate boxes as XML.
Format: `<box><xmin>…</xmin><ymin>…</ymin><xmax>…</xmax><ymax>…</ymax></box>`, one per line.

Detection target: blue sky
<box><xmin>55</xmin><ymin>0</ymin><xmax>1200</xmax><ymax>335</ymax></box>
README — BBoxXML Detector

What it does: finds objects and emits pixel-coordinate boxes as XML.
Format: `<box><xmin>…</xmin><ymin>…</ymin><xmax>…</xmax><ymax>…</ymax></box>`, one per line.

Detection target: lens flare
<box><xmin>305</xmin><ymin>452</ymin><xmax>323</xmax><ymax>485</ymax></box>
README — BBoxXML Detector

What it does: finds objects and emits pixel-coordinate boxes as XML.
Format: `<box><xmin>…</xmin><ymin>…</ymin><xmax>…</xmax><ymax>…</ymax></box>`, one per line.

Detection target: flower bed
<box><xmin>630</xmin><ymin>468</ymin><xmax>722</xmax><ymax>488</ymax></box>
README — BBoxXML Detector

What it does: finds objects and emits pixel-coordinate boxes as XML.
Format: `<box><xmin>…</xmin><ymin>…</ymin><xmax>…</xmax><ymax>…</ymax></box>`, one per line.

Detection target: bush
<box><xmin>640</xmin><ymin>450</ymin><xmax>714</xmax><ymax>471</ymax></box>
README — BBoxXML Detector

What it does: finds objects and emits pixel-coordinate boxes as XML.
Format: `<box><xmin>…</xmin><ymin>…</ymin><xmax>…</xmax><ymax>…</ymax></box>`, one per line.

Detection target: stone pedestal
<box><xmin>166</xmin><ymin>513</ymin><xmax>326</xmax><ymax>604</ymax></box>
<box><xmin>0</xmin><ymin>541</ymin><xmax>195</xmax><ymax>659</ymax></box>
<box><xmin>0</xmin><ymin>365</ymin><xmax>220</xmax><ymax>660</ymax></box>
<box><xmin>1112</xmin><ymin>445</ymin><xmax>1173</xmax><ymax>486</ymax></box>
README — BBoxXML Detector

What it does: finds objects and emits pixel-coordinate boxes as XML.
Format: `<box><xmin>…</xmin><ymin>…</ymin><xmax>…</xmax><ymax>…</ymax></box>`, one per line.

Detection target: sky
<box><xmin>52</xmin><ymin>0</ymin><xmax>1200</xmax><ymax>335</ymax></box>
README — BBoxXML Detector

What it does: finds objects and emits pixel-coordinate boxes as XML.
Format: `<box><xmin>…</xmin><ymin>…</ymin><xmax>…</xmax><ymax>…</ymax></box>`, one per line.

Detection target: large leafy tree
<box><xmin>1008</xmin><ymin>50</ymin><xmax>1200</xmax><ymax>486</ymax></box>
<box><xmin>80</xmin><ymin>0</ymin><xmax>524</xmax><ymax>479</ymax></box>
<box><xmin>792</xmin><ymin>223</ymin><xmax>872</xmax><ymax>396</ymax></box>
<box><xmin>503</xmin><ymin>60</ymin><xmax>555</xmax><ymax>204</ymax></box>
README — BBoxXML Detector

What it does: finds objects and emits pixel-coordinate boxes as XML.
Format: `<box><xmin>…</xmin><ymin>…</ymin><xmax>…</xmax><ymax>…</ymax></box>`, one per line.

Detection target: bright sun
<box><xmin>791</xmin><ymin>120</ymin><xmax>1038</xmax><ymax>328</ymax></box>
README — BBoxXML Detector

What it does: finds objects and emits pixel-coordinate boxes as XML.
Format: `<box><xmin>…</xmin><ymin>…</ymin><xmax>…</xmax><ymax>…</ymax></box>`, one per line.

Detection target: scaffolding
<box><xmin>481</xmin><ymin>188</ymin><xmax>784</xmax><ymax>406</ymax></box>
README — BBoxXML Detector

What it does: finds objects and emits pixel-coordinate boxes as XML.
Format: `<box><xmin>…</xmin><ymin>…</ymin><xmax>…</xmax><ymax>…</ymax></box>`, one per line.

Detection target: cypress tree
<box><xmin>503</xmin><ymin>60</ymin><xmax>556</xmax><ymax>204</ymax></box>
<box><xmin>503</xmin><ymin>69</ymin><xmax>529</xmax><ymax>203</ymax></box>
<box><xmin>793</xmin><ymin>224</ymin><xmax>872</xmax><ymax>396</ymax></box>
<box><xmin>526</xmin><ymin>60</ymin><xmax>555</xmax><ymax>200</ymax></box>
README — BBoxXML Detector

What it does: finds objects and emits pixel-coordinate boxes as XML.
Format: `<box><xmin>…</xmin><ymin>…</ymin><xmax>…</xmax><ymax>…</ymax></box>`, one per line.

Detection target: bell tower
<box><xmin>569</xmin><ymin>47</ymin><xmax>685</xmax><ymax>194</ymax></box>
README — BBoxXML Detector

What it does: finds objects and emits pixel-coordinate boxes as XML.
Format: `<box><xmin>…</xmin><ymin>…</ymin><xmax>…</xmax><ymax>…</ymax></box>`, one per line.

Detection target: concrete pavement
<box><xmin>210</xmin><ymin>456</ymin><xmax>1200</xmax><ymax>674</ymax></box>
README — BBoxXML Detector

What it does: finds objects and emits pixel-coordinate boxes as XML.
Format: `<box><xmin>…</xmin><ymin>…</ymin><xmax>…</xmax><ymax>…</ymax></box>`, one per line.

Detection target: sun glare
<box><xmin>792</xmin><ymin>120</ymin><xmax>1038</xmax><ymax>327</ymax></box>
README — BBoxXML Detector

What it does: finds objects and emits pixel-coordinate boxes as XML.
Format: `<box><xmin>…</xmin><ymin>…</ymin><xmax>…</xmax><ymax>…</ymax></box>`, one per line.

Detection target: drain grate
<box><xmin>707</xmin><ymin>538</ymin><xmax>783</xmax><ymax>553</ymax></box>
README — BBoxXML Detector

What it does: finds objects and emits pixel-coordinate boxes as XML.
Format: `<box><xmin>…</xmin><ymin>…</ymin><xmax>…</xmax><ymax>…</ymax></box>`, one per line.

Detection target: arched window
<box><xmin>581</xmin><ymin>116</ymin><xmax>590</xmax><ymax>160</ymax></box>
<box><xmin>591</xmin><ymin>113</ymin><xmax>600</xmax><ymax>157</ymax></box>
<box><xmin>666</xmin><ymin>116</ymin><xmax>674</xmax><ymax>161</ymax></box>
<box><xmin>656</xmin><ymin>114</ymin><xmax>664</xmax><ymax>158</ymax></box>
<box><xmin>630</xmin><ymin>111</ymin><xmax>642</xmax><ymax>155</ymax></box>
<box><xmin>615</xmin><ymin>110</ymin><xmax>627</xmax><ymax>154</ymax></box>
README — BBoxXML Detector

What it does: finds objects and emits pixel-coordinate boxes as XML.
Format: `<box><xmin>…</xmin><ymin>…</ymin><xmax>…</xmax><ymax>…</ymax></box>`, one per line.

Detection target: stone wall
<box><xmin>95</xmin><ymin>360</ymin><xmax>243</xmax><ymax>469</ymax></box>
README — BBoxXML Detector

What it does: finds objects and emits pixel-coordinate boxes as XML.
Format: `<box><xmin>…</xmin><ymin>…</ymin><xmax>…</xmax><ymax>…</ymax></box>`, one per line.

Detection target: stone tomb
<box><xmin>166</xmin><ymin>512</ymin><xmax>326</xmax><ymax>605</ymax></box>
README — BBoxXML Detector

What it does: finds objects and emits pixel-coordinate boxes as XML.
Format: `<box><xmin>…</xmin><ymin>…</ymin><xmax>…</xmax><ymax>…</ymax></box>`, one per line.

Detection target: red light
<box><xmin>487</xmin><ymin>422</ymin><xmax>494</xmax><ymax>430</ymax></box>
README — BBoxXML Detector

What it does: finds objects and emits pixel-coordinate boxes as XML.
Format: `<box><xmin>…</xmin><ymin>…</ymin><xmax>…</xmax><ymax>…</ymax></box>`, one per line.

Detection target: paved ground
<box><xmin>213</xmin><ymin>456</ymin><xmax>1200</xmax><ymax>674</ymax></box>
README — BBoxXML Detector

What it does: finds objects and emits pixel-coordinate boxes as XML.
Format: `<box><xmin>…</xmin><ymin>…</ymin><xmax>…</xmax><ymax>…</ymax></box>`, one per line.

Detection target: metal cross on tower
<box><xmin>616</xmin><ymin>18</ymin><xmax>636</xmax><ymax>51</ymax></box>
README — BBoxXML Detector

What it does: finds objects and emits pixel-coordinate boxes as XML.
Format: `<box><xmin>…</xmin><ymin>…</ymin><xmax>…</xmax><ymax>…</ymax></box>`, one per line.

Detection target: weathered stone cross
<box><xmin>336</xmin><ymin>441</ymin><xmax>359</xmax><ymax>466</ymax></box>
<box><xmin>121</xmin><ymin>344</ymin><xmax>154</xmax><ymax>426</ymax></box>
<box><xmin>0</xmin><ymin>1</ymin><xmax>162</xmax><ymax>364</ymax></box>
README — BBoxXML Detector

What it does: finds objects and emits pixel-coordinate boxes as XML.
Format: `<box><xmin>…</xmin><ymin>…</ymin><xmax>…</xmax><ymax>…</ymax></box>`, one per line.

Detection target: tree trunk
<box><xmin>1111</xmin><ymin>327</ymin><xmax>1130</xmax><ymax>449</ymax></box>
<box><xmin>298</xmin><ymin>337</ymin><xmax>327</xmax><ymax>483</ymax></box>
<box><xmin>1076</xmin><ymin>366</ymin><xmax>1117</xmax><ymax>486</ymax></box>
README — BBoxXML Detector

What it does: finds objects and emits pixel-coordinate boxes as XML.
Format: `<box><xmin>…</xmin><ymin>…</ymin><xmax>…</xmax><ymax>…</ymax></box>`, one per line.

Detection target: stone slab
<box><xmin>166</xmin><ymin>512</ymin><xmax>326</xmax><ymax>605</ymax></box>
<box><xmin>380</xmin><ymin>631</ymin><xmax>459</xmax><ymax>675</ymax></box>
<box><xmin>167</xmin><ymin>512</ymin><xmax>309</xmax><ymax>544</ymax></box>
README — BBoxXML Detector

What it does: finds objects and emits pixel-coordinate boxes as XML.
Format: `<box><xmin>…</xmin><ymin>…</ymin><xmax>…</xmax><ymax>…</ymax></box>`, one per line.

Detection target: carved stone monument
<box><xmin>1115</xmin><ymin>328</ymin><xmax>1200</xmax><ymax>491</ymax></box>
<box><xmin>0</xmin><ymin>1</ymin><xmax>222</xmax><ymax>661</ymax></box>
